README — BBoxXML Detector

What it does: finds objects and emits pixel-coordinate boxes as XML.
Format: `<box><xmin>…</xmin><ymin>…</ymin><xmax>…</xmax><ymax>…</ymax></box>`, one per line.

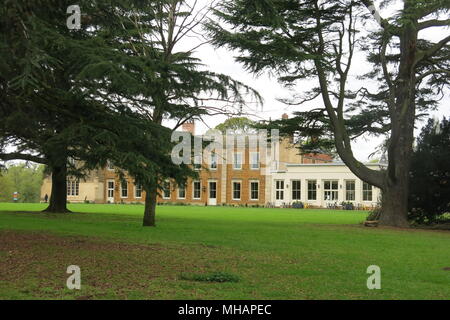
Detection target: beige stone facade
<box><xmin>40</xmin><ymin>135</ymin><xmax>333</xmax><ymax>206</ymax></box>
<box><xmin>270</xmin><ymin>163</ymin><xmax>384</xmax><ymax>209</ymax></box>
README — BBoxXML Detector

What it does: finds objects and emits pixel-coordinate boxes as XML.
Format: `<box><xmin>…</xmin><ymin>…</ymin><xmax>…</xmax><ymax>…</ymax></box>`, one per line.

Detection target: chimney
<box><xmin>281</xmin><ymin>113</ymin><xmax>294</xmax><ymax>143</ymax></box>
<box><xmin>182</xmin><ymin>120</ymin><xmax>195</xmax><ymax>135</ymax></box>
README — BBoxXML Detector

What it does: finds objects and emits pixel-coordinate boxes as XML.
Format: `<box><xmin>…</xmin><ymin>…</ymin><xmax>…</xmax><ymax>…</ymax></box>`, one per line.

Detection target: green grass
<box><xmin>0</xmin><ymin>203</ymin><xmax>449</xmax><ymax>300</ymax></box>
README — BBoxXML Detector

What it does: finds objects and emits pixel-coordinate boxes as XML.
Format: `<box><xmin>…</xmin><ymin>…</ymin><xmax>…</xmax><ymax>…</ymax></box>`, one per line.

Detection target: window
<box><xmin>209</xmin><ymin>181</ymin><xmax>217</xmax><ymax>199</ymax></box>
<box><xmin>345</xmin><ymin>180</ymin><xmax>356</xmax><ymax>201</ymax></box>
<box><xmin>292</xmin><ymin>180</ymin><xmax>301</xmax><ymax>201</ymax></box>
<box><xmin>135</xmin><ymin>184</ymin><xmax>142</xmax><ymax>198</ymax></box>
<box><xmin>107</xmin><ymin>160</ymin><xmax>114</xmax><ymax>171</ymax></box>
<box><xmin>324</xmin><ymin>180</ymin><xmax>339</xmax><ymax>201</ymax></box>
<box><xmin>68</xmin><ymin>157</ymin><xmax>76</xmax><ymax>166</ymax></box>
<box><xmin>163</xmin><ymin>181</ymin><xmax>171</xmax><ymax>199</ymax></box>
<box><xmin>363</xmin><ymin>182</ymin><xmax>373</xmax><ymax>201</ymax></box>
<box><xmin>121</xmin><ymin>182</ymin><xmax>128</xmax><ymax>198</ymax></box>
<box><xmin>307</xmin><ymin>180</ymin><xmax>317</xmax><ymax>201</ymax></box>
<box><xmin>107</xmin><ymin>181</ymin><xmax>114</xmax><ymax>198</ymax></box>
<box><xmin>178</xmin><ymin>184</ymin><xmax>186</xmax><ymax>199</ymax></box>
<box><xmin>250</xmin><ymin>152</ymin><xmax>260</xmax><ymax>169</ymax></box>
<box><xmin>232</xmin><ymin>181</ymin><xmax>241</xmax><ymax>200</ymax></box>
<box><xmin>233</xmin><ymin>152</ymin><xmax>242</xmax><ymax>170</ymax></box>
<box><xmin>67</xmin><ymin>180</ymin><xmax>79</xmax><ymax>196</ymax></box>
<box><xmin>193</xmin><ymin>154</ymin><xmax>202</xmax><ymax>170</ymax></box>
<box><xmin>193</xmin><ymin>181</ymin><xmax>201</xmax><ymax>199</ymax></box>
<box><xmin>210</xmin><ymin>152</ymin><xmax>218</xmax><ymax>170</ymax></box>
<box><xmin>275</xmin><ymin>180</ymin><xmax>284</xmax><ymax>200</ymax></box>
<box><xmin>250</xmin><ymin>181</ymin><xmax>259</xmax><ymax>200</ymax></box>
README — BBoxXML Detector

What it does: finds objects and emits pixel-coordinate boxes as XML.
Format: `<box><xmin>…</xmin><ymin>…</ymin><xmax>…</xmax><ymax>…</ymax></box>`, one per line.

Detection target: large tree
<box><xmin>215</xmin><ymin>117</ymin><xmax>257</xmax><ymax>134</ymax></box>
<box><xmin>102</xmin><ymin>0</ymin><xmax>261</xmax><ymax>226</ymax></box>
<box><xmin>0</xmin><ymin>0</ymin><xmax>188</xmax><ymax>214</ymax></box>
<box><xmin>207</xmin><ymin>0</ymin><xmax>450</xmax><ymax>227</ymax></box>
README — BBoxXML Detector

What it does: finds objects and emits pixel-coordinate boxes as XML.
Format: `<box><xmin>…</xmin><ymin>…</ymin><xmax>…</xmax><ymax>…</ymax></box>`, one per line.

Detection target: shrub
<box><xmin>341</xmin><ymin>202</ymin><xmax>354</xmax><ymax>210</ymax></box>
<box><xmin>408</xmin><ymin>118</ymin><xmax>450</xmax><ymax>224</ymax></box>
<box><xmin>367</xmin><ymin>206</ymin><xmax>382</xmax><ymax>221</ymax></box>
<box><xmin>292</xmin><ymin>201</ymin><xmax>304</xmax><ymax>209</ymax></box>
<box><xmin>180</xmin><ymin>271</ymin><xmax>240</xmax><ymax>283</ymax></box>
<box><xmin>173</xmin><ymin>202</ymin><xmax>188</xmax><ymax>206</ymax></box>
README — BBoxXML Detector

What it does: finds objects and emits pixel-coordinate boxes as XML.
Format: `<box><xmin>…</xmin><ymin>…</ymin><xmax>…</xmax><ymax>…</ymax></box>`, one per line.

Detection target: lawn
<box><xmin>0</xmin><ymin>203</ymin><xmax>449</xmax><ymax>300</ymax></box>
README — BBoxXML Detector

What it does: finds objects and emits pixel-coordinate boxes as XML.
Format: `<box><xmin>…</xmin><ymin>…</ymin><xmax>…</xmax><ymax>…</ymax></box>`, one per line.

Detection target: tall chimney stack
<box><xmin>182</xmin><ymin>120</ymin><xmax>195</xmax><ymax>135</ymax></box>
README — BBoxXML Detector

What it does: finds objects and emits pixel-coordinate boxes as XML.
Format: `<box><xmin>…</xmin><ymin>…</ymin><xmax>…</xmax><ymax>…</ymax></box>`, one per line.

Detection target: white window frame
<box><xmin>233</xmin><ymin>152</ymin><xmax>243</xmax><ymax>170</ymax></box>
<box><xmin>193</xmin><ymin>154</ymin><xmax>202</xmax><ymax>171</ymax></box>
<box><xmin>162</xmin><ymin>181</ymin><xmax>171</xmax><ymax>199</ymax></box>
<box><xmin>121</xmin><ymin>182</ymin><xmax>128</xmax><ymax>198</ymax></box>
<box><xmin>275</xmin><ymin>180</ymin><xmax>284</xmax><ymax>200</ymax></box>
<box><xmin>291</xmin><ymin>180</ymin><xmax>301</xmax><ymax>201</ymax></box>
<box><xmin>177</xmin><ymin>184</ymin><xmax>186</xmax><ymax>199</ymax></box>
<box><xmin>362</xmin><ymin>182</ymin><xmax>373</xmax><ymax>202</ymax></box>
<box><xmin>107</xmin><ymin>180</ymin><xmax>114</xmax><ymax>199</ymax></box>
<box><xmin>107</xmin><ymin>160</ymin><xmax>114</xmax><ymax>171</ymax></box>
<box><xmin>208</xmin><ymin>180</ymin><xmax>217</xmax><ymax>200</ymax></box>
<box><xmin>345</xmin><ymin>180</ymin><xmax>356</xmax><ymax>201</ymax></box>
<box><xmin>307</xmin><ymin>180</ymin><xmax>317</xmax><ymax>201</ymax></box>
<box><xmin>134</xmin><ymin>184</ymin><xmax>142</xmax><ymax>199</ymax></box>
<box><xmin>250</xmin><ymin>152</ymin><xmax>260</xmax><ymax>170</ymax></box>
<box><xmin>232</xmin><ymin>180</ymin><xmax>242</xmax><ymax>200</ymax></box>
<box><xmin>210</xmin><ymin>152</ymin><xmax>218</xmax><ymax>170</ymax></box>
<box><xmin>192</xmin><ymin>181</ymin><xmax>201</xmax><ymax>200</ymax></box>
<box><xmin>249</xmin><ymin>180</ymin><xmax>259</xmax><ymax>201</ymax></box>
<box><xmin>67</xmin><ymin>180</ymin><xmax>79</xmax><ymax>197</ymax></box>
<box><xmin>68</xmin><ymin>157</ymin><xmax>76</xmax><ymax>166</ymax></box>
<box><xmin>323</xmin><ymin>180</ymin><xmax>339</xmax><ymax>201</ymax></box>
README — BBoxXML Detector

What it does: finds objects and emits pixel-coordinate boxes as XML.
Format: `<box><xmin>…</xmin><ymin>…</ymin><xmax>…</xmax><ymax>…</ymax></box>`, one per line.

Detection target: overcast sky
<box><xmin>183</xmin><ymin>0</ymin><xmax>449</xmax><ymax>162</ymax></box>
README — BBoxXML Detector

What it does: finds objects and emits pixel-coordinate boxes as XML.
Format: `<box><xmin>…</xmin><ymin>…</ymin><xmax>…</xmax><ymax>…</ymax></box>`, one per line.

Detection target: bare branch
<box><xmin>416</xmin><ymin>35</ymin><xmax>450</xmax><ymax>65</ymax></box>
<box><xmin>0</xmin><ymin>152</ymin><xmax>46</xmax><ymax>164</ymax></box>
<box><xmin>418</xmin><ymin>18</ymin><xmax>450</xmax><ymax>30</ymax></box>
<box><xmin>417</xmin><ymin>68</ymin><xmax>450</xmax><ymax>82</ymax></box>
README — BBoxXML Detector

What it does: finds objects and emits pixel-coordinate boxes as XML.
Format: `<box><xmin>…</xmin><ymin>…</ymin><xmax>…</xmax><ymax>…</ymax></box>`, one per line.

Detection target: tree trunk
<box><xmin>379</xmin><ymin>114</ymin><xmax>414</xmax><ymax>228</ymax></box>
<box><xmin>377</xmin><ymin>7</ymin><xmax>417</xmax><ymax>228</ymax></box>
<box><xmin>43</xmin><ymin>164</ymin><xmax>71</xmax><ymax>213</ymax></box>
<box><xmin>143</xmin><ymin>188</ymin><xmax>157</xmax><ymax>227</ymax></box>
<box><xmin>379</xmin><ymin>179</ymin><xmax>410</xmax><ymax>228</ymax></box>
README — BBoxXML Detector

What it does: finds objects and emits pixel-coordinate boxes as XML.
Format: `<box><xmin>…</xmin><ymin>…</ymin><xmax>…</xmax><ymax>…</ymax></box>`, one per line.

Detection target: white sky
<box><xmin>5</xmin><ymin>1</ymin><xmax>448</xmax><ymax>164</ymax></box>
<box><xmin>183</xmin><ymin>0</ymin><xmax>450</xmax><ymax>161</ymax></box>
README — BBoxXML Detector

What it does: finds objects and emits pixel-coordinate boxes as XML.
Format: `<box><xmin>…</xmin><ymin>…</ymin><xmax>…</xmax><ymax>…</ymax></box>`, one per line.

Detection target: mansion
<box><xmin>40</xmin><ymin>118</ymin><xmax>383</xmax><ymax>209</ymax></box>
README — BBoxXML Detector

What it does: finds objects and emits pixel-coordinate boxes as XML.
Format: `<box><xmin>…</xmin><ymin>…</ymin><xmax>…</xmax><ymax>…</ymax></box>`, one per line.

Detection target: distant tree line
<box><xmin>0</xmin><ymin>164</ymin><xmax>44</xmax><ymax>203</ymax></box>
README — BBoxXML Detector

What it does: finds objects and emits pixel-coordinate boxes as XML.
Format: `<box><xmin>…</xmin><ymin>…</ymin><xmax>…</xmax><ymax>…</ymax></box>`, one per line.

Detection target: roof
<box><xmin>286</xmin><ymin>162</ymin><xmax>387</xmax><ymax>168</ymax></box>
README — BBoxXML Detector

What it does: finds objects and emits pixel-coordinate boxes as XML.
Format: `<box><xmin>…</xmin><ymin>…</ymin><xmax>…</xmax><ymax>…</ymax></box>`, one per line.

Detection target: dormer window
<box><xmin>233</xmin><ymin>152</ymin><xmax>242</xmax><ymax>170</ymax></box>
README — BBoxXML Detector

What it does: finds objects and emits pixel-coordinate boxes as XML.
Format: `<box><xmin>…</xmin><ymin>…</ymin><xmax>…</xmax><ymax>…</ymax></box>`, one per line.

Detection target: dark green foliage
<box><xmin>408</xmin><ymin>118</ymin><xmax>450</xmax><ymax>224</ymax></box>
<box><xmin>0</xmin><ymin>164</ymin><xmax>44</xmax><ymax>202</ymax></box>
<box><xmin>292</xmin><ymin>201</ymin><xmax>304</xmax><ymax>209</ymax></box>
<box><xmin>207</xmin><ymin>0</ymin><xmax>450</xmax><ymax>227</ymax></box>
<box><xmin>180</xmin><ymin>271</ymin><xmax>240</xmax><ymax>283</ymax></box>
<box><xmin>367</xmin><ymin>207</ymin><xmax>382</xmax><ymax>221</ymax></box>
<box><xmin>341</xmin><ymin>202</ymin><xmax>354</xmax><ymax>210</ymax></box>
<box><xmin>0</xmin><ymin>1</ymin><xmax>207</xmax><ymax>214</ymax></box>
<box><xmin>215</xmin><ymin>117</ymin><xmax>257</xmax><ymax>134</ymax></box>
<box><xmin>254</xmin><ymin>111</ymin><xmax>336</xmax><ymax>155</ymax></box>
